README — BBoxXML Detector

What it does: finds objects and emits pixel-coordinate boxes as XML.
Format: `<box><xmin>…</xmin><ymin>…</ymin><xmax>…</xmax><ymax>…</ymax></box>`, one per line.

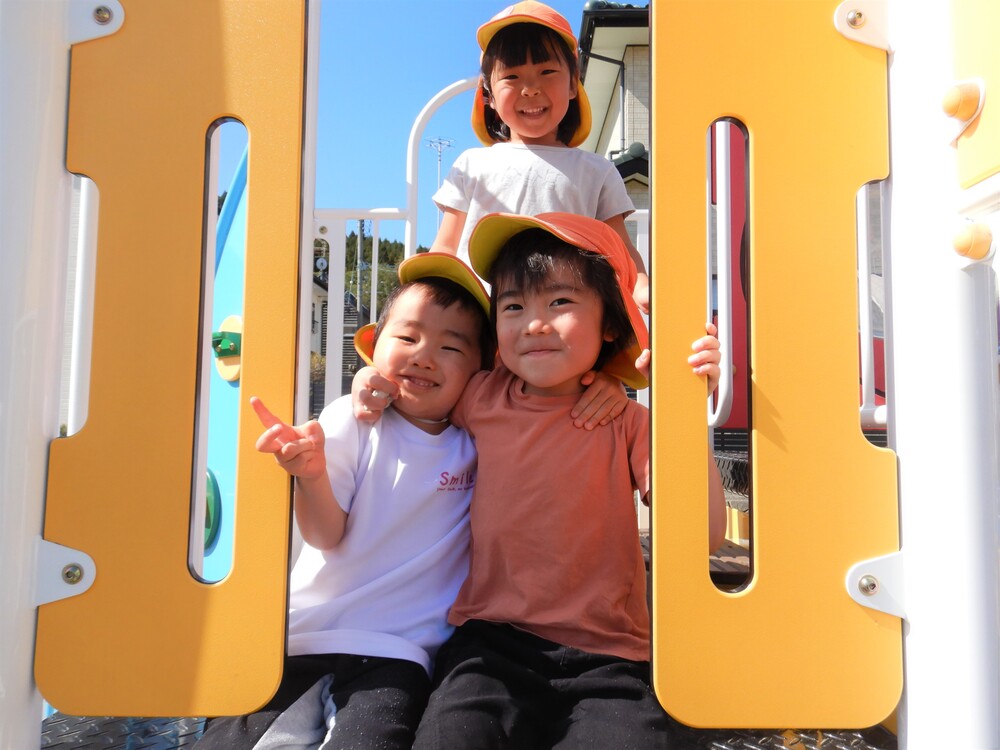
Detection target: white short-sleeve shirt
<box><xmin>433</xmin><ymin>143</ymin><xmax>634</xmax><ymax>268</ymax></box>
<box><xmin>286</xmin><ymin>397</ymin><xmax>476</xmax><ymax>673</ymax></box>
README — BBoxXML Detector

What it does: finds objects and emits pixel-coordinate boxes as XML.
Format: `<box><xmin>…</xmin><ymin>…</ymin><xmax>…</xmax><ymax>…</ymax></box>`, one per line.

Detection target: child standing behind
<box><xmin>407</xmin><ymin>212</ymin><xmax>725</xmax><ymax>749</ymax></box>
<box><xmin>432</xmin><ymin>1</ymin><xmax>650</xmax><ymax>312</ymax></box>
<box><xmin>194</xmin><ymin>254</ymin><xmax>493</xmax><ymax>750</ymax></box>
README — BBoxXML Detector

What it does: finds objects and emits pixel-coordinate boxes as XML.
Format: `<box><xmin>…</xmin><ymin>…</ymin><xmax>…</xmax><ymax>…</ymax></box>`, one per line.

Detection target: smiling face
<box><xmin>487</xmin><ymin>50</ymin><xmax>577</xmax><ymax>146</ymax></box>
<box><xmin>372</xmin><ymin>285</ymin><xmax>485</xmax><ymax>433</ymax></box>
<box><xmin>494</xmin><ymin>261</ymin><xmax>612</xmax><ymax>396</ymax></box>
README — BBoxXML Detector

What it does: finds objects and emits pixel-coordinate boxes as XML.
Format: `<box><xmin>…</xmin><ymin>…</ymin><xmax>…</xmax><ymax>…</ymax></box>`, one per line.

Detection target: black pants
<box><xmin>195</xmin><ymin>653</ymin><xmax>429</xmax><ymax>750</ymax></box>
<box><xmin>412</xmin><ymin>621</ymin><xmax>681</xmax><ymax>750</ymax></box>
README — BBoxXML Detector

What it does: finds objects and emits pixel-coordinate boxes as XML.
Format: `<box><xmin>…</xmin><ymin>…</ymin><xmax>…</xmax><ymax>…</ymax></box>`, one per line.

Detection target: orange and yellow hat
<box><xmin>471</xmin><ymin>1</ymin><xmax>592</xmax><ymax>148</ymax></box>
<box><xmin>468</xmin><ymin>211</ymin><xmax>648</xmax><ymax>389</ymax></box>
<box><xmin>353</xmin><ymin>252</ymin><xmax>490</xmax><ymax>366</ymax></box>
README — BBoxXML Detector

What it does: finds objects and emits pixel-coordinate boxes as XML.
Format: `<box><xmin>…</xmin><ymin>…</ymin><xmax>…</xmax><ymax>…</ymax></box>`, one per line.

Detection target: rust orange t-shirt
<box><xmin>448</xmin><ymin>366</ymin><xmax>651</xmax><ymax>662</ymax></box>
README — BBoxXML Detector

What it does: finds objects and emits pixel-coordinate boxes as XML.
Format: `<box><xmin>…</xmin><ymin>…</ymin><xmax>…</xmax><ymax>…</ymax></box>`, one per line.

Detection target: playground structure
<box><xmin>2</xmin><ymin>0</ymin><xmax>999</xmax><ymax>747</ymax></box>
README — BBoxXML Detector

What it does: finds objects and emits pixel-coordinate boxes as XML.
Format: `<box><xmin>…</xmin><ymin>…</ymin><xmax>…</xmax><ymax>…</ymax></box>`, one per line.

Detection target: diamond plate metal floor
<box><xmin>41</xmin><ymin>713</ymin><xmax>205</xmax><ymax>749</ymax></box>
<box><xmin>39</xmin><ymin>713</ymin><xmax>897</xmax><ymax>749</ymax></box>
<box><xmin>671</xmin><ymin>724</ymin><xmax>897</xmax><ymax>749</ymax></box>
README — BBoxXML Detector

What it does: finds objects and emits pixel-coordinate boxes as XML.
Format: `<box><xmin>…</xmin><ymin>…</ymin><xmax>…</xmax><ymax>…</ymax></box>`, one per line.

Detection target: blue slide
<box><xmin>201</xmin><ymin>145</ymin><xmax>248</xmax><ymax>582</ymax></box>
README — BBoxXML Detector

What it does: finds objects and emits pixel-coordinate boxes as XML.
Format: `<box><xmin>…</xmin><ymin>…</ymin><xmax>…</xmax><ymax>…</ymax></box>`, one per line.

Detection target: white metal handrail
<box><xmin>313</xmin><ymin>208</ymin><xmax>409</xmax><ymax>404</ymax></box>
<box><xmin>404</xmin><ymin>78</ymin><xmax>479</xmax><ymax>256</ymax></box>
<box><xmin>708</xmin><ymin>121</ymin><xmax>734</xmax><ymax>427</ymax></box>
<box><xmin>857</xmin><ymin>183</ymin><xmax>887</xmax><ymax>428</ymax></box>
<box><xmin>310</xmin><ymin>79</ymin><xmax>479</xmax><ymax>403</ymax></box>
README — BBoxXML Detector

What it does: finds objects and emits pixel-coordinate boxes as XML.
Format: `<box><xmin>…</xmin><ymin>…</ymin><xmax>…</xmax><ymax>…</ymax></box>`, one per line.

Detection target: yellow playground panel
<box><xmin>27</xmin><ymin>0</ymin><xmax>997</xmax><ymax>736</ymax></box>
<box><xmin>650</xmin><ymin>0</ymin><xmax>901</xmax><ymax>729</ymax></box>
<box><xmin>36</xmin><ymin>1</ymin><xmax>306</xmax><ymax>717</ymax></box>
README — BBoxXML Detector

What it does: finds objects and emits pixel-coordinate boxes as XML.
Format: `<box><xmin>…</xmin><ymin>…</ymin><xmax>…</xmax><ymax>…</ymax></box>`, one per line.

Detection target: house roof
<box><xmin>576</xmin><ymin>2</ymin><xmax>649</xmax><ymax>155</ymax></box>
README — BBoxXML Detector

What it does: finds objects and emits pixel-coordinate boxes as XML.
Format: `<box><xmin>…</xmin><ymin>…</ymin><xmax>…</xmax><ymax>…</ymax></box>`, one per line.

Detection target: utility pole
<box><xmin>425</xmin><ymin>137</ymin><xmax>454</xmax><ymax>229</ymax></box>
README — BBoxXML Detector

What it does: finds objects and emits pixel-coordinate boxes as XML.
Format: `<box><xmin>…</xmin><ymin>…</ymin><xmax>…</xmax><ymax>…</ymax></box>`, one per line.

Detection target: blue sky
<box><xmin>313</xmin><ymin>0</ymin><xmax>592</xmax><ymax>248</ymax></box>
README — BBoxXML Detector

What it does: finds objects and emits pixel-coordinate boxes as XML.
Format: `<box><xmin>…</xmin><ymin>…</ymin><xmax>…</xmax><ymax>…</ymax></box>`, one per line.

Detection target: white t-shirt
<box><xmin>433</xmin><ymin>143</ymin><xmax>635</xmax><ymax>268</ymax></box>
<box><xmin>286</xmin><ymin>397</ymin><xmax>476</xmax><ymax>674</ymax></box>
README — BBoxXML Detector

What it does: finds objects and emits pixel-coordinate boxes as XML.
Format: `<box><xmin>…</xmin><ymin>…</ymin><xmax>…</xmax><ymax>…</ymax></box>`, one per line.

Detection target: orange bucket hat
<box><xmin>353</xmin><ymin>252</ymin><xmax>490</xmax><ymax>366</ymax></box>
<box><xmin>468</xmin><ymin>212</ymin><xmax>648</xmax><ymax>389</ymax></box>
<box><xmin>471</xmin><ymin>1</ymin><xmax>592</xmax><ymax>148</ymax></box>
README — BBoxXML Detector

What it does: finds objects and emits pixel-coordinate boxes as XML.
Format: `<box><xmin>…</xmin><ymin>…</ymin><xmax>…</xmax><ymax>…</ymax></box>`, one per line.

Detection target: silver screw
<box><xmin>93</xmin><ymin>6</ymin><xmax>113</xmax><ymax>25</ymax></box>
<box><xmin>62</xmin><ymin>564</ymin><xmax>84</xmax><ymax>585</ymax></box>
<box><xmin>847</xmin><ymin>9</ymin><xmax>866</xmax><ymax>28</ymax></box>
<box><xmin>858</xmin><ymin>574</ymin><xmax>879</xmax><ymax>596</ymax></box>
<box><xmin>318</xmin><ymin>225</ymin><xmax>328</xmax><ymax>235</ymax></box>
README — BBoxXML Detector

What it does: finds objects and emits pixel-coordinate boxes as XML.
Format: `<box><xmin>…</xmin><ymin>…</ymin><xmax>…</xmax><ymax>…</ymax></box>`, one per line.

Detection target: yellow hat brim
<box><xmin>353</xmin><ymin>253</ymin><xmax>490</xmax><ymax>365</ymax></box>
<box><xmin>398</xmin><ymin>252</ymin><xmax>490</xmax><ymax>314</ymax></box>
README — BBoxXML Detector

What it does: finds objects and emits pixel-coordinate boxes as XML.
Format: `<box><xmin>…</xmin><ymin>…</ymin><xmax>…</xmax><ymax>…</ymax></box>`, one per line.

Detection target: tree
<box><xmin>313</xmin><ymin>233</ymin><xmax>433</xmax><ymax>319</ymax></box>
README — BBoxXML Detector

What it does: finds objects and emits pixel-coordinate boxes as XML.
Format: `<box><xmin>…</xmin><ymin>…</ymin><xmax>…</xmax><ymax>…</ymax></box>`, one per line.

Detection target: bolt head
<box><xmin>62</xmin><ymin>564</ymin><xmax>84</xmax><ymax>585</ymax></box>
<box><xmin>847</xmin><ymin>9</ymin><xmax>866</xmax><ymax>28</ymax></box>
<box><xmin>93</xmin><ymin>6</ymin><xmax>113</xmax><ymax>25</ymax></box>
<box><xmin>858</xmin><ymin>574</ymin><xmax>879</xmax><ymax>595</ymax></box>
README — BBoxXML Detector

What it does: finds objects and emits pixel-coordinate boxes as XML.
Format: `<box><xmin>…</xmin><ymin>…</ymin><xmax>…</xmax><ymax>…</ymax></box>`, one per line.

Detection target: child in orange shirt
<box><xmin>355</xmin><ymin>213</ymin><xmax>724</xmax><ymax>749</ymax></box>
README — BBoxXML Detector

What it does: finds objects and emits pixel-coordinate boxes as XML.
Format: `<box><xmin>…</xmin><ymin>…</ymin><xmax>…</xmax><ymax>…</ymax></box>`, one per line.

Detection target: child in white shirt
<box><xmin>431</xmin><ymin>1</ymin><xmax>650</xmax><ymax>313</ymax></box>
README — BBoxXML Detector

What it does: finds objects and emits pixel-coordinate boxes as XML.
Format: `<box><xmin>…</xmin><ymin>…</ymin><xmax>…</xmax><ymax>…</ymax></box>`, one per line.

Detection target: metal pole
<box><xmin>357</xmin><ymin>219</ymin><xmax>363</xmax><ymax>315</ymax></box>
<box><xmin>297</xmin><ymin>0</ymin><xmax>322</xmax><ymax>423</ymax></box>
<box><xmin>425</xmin><ymin>137</ymin><xmax>453</xmax><ymax>230</ymax></box>
<box><xmin>0</xmin><ymin>2</ymin><xmax>84</xmax><ymax>745</ymax></box>
<box><xmin>886</xmin><ymin>0</ymin><xmax>1000</xmax><ymax>743</ymax></box>
<box><xmin>404</xmin><ymin>78</ymin><xmax>476</xmax><ymax>256</ymax></box>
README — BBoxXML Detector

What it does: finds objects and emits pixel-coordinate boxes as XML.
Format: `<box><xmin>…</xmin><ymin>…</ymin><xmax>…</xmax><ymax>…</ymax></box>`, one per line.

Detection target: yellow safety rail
<box><xmin>36</xmin><ymin>0</ymin><xmax>305</xmax><ymax>716</ymax></box>
<box><xmin>651</xmin><ymin>0</ymin><xmax>901</xmax><ymax>728</ymax></box>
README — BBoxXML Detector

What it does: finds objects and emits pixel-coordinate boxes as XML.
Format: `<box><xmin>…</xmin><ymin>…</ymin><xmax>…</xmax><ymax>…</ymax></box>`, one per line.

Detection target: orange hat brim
<box><xmin>353</xmin><ymin>323</ymin><xmax>377</xmax><ymax>367</ymax></box>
